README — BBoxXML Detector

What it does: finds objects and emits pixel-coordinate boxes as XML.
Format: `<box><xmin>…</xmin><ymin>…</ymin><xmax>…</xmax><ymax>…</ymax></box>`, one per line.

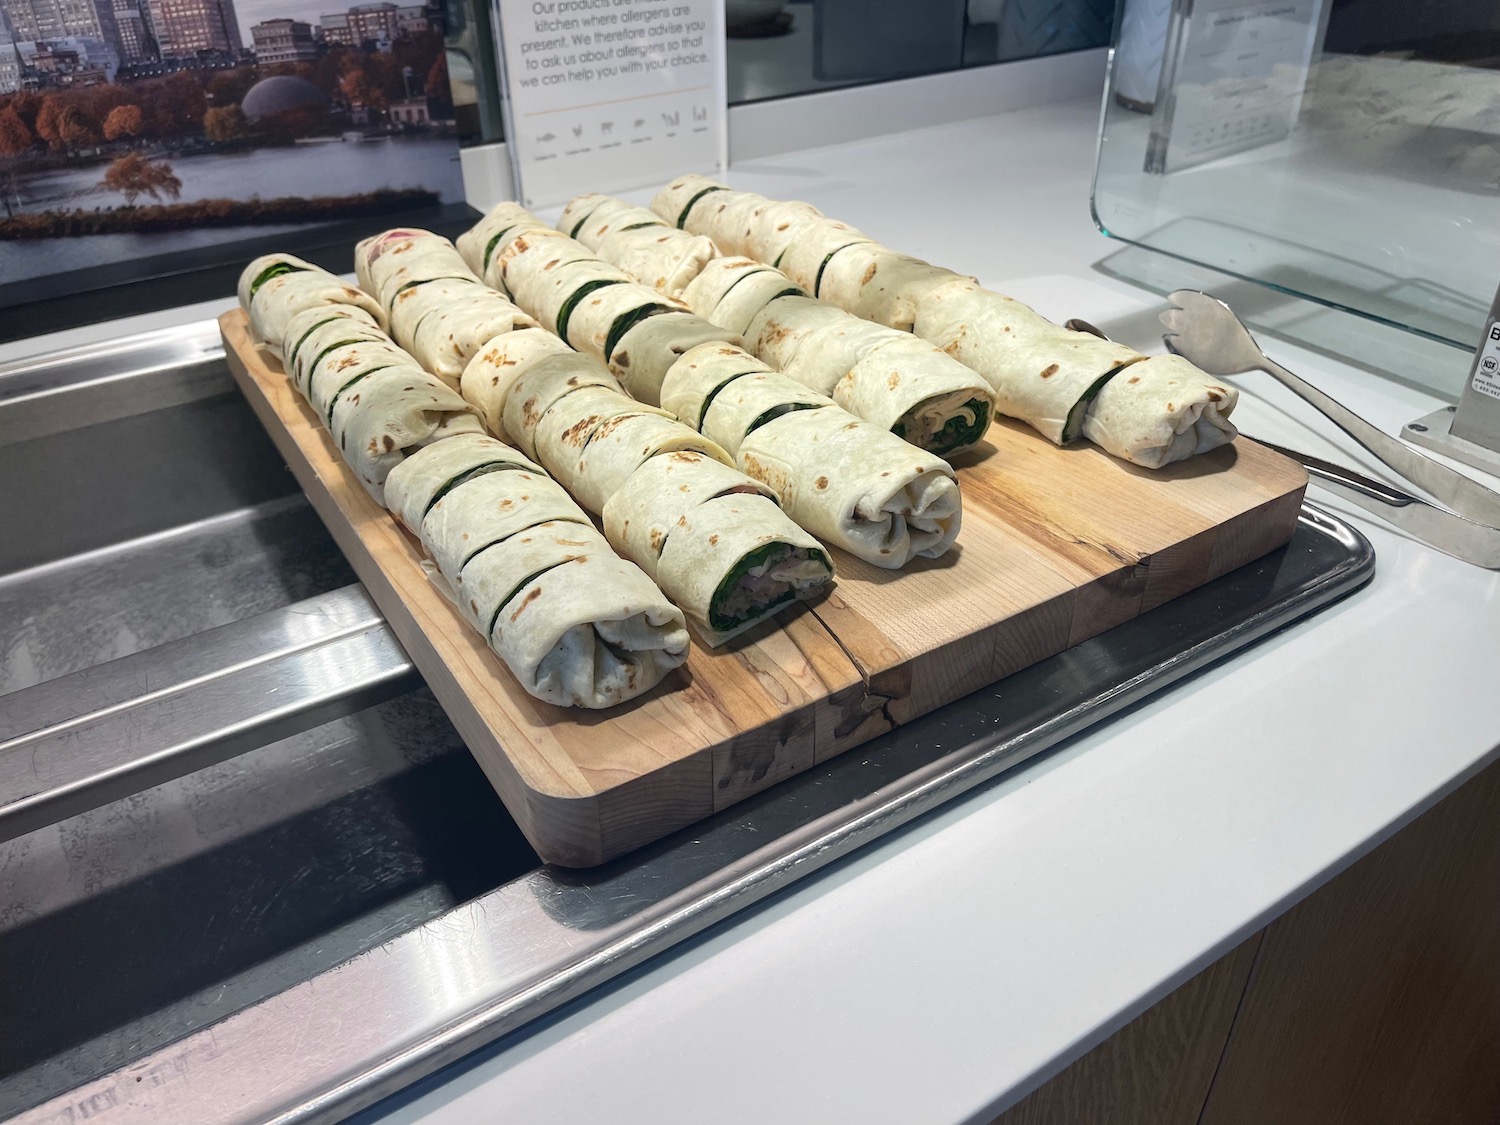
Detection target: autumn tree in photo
<box><xmin>56</xmin><ymin>105</ymin><xmax>101</xmax><ymax>151</ymax></box>
<box><xmin>203</xmin><ymin>105</ymin><xmax>250</xmax><ymax>143</ymax></box>
<box><xmin>0</xmin><ymin>105</ymin><xmax>34</xmax><ymax>218</ymax></box>
<box><xmin>33</xmin><ymin>96</ymin><xmax>63</xmax><ymax>151</ymax></box>
<box><xmin>103</xmin><ymin>104</ymin><xmax>145</xmax><ymax>142</ymax></box>
<box><xmin>102</xmin><ymin>153</ymin><xmax>183</xmax><ymax>207</ymax></box>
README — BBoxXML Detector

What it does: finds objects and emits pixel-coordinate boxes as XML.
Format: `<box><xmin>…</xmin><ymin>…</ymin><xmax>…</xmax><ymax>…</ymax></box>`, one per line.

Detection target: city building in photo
<box><xmin>146</xmin><ymin>0</ymin><xmax>240</xmax><ymax>57</ymax></box>
<box><xmin>250</xmin><ymin>17</ymin><xmax>316</xmax><ymax>64</ymax></box>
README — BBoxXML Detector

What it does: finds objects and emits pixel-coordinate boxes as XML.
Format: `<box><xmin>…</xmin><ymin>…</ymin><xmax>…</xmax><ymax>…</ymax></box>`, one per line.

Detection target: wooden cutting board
<box><xmin>222</xmin><ymin>310</ymin><xmax>1307</xmax><ymax>866</ymax></box>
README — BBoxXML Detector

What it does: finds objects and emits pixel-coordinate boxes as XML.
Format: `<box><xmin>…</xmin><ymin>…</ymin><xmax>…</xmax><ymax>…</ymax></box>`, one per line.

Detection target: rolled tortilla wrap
<box><xmin>700</xmin><ymin>371</ymin><xmax>835</xmax><ymax>458</ymax></box>
<box><xmin>744</xmin><ymin>297</ymin><xmax>859</xmax><ymax>391</ymax></box>
<box><xmin>455</xmin><ymin>202</ymin><xmax>554</xmax><ymax>289</ymax></box>
<box><xmin>565</xmin><ymin>196</ymin><xmax>662</xmax><ymax>243</ymax></box>
<box><xmin>241</xmin><ymin>257</ymin><xmax>384</xmax><ymax>355</ymax></box>
<box><xmin>308</xmin><ymin>339</ymin><xmax>415</xmax><ymax>424</ymax></box>
<box><xmin>659</xmin><ymin>494</ymin><xmax>832</xmax><ymax>646</ymax></box>
<box><xmin>602</xmin><ymin>454</ymin><xmax>832</xmax><ymax>647</ymax></box>
<box><xmin>564</xmin><ymin>280</ymin><xmax>674</xmax><ymax>356</ymax></box>
<box><xmin>913</xmin><ymin>278</ymin><xmax>1141</xmax><ymax>445</ymax></box>
<box><xmin>659</xmin><ymin>342</ymin><xmax>771</xmax><ymax>431</ymax></box>
<box><xmin>497</xmin><ymin>232</ymin><xmax>628</xmax><ymax>330</ymax></box>
<box><xmin>776</xmin><ymin>225</ymin><xmax>874</xmax><ymax>300</ymax></box>
<box><xmin>592</xmin><ymin>224</ymin><xmax>717</xmax><ymax>300</ymax></box>
<box><xmin>683</xmin><ymin>257</ymin><xmax>802</xmax><ymax>336</ymax></box>
<box><xmin>421</xmin><ymin>468</ymin><xmax>587</xmax><ymax>579</ymax></box>
<box><xmin>501</xmin><ymin>354</ymin><xmax>628</xmax><ymax>462</ymax></box>
<box><xmin>282</xmin><ymin>305</ymin><xmax>379</xmax><ymax>387</ymax></box>
<box><xmin>608</xmin><ymin>310</ymin><xmax>738</xmax><ymax>407</ymax></box>
<box><xmin>743</xmin><ymin>198</ymin><xmax>825</xmax><ymax>266</ymax></box>
<box><xmin>557</xmin><ymin>192</ymin><xmax>613</xmax><ymax>238</ymax></box>
<box><xmin>817</xmin><ymin>243</ymin><xmax>959</xmax><ymax>332</ymax></box>
<box><xmin>571</xmin><ymin>411</ymin><xmax>732</xmax><ymax>512</ymax></box>
<box><xmin>239</xmin><ymin>252</ymin><xmax>312</xmax><ymax>313</ymax></box>
<box><xmin>455</xmin><ymin>532</ymin><xmax>689</xmax><ymax>709</ymax></box>
<box><xmin>407</xmin><ymin>289</ymin><xmax>539</xmax><ymax>386</ymax></box>
<box><xmin>602</xmin><ymin>450</ymin><xmax>776</xmax><ymax>579</ymax></box>
<box><xmin>480</xmin><ymin>552</ymin><xmax>690</xmax><ymax>708</ymax></box>
<box><xmin>831</xmin><ymin>333</ymin><xmax>994</xmax><ymax>456</ymax></box>
<box><xmin>459</xmin><ymin>327</ymin><xmax>578</xmax><ymax>443</ymax></box>
<box><xmin>1081</xmin><ymin>354</ymin><xmax>1240</xmax><ymax>468</ymax></box>
<box><xmin>565</xmin><ymin>196</ymin><xmax>712</xmax><ymax>299</ymax></box>
<box><xmin>359</xmin><ymin>230</ymin><xmax>477</xmax><ymax>312</ymax></box>
<box><xmin>737</xmin><ymin>406</ymin><xmax>962</xmax><ymax>567</ymax></box>
<box><xmin>289</xmin><ymin>315</ymin><xmax>392</xmax><ymax>398</ymax></box>
<box><xmin>327</xmin><ymin>366</ymin><xmax>484</xmax><ymax>501</ymax></box>
<box><xmin>382</xmin><ymin>431</ymin><xmax>544</xmax><ymax>536</ymax></box>
<box><xmin>652</xmin><ymin>173</ymin><xmax>729</xmax><ymax>230</ymax></box>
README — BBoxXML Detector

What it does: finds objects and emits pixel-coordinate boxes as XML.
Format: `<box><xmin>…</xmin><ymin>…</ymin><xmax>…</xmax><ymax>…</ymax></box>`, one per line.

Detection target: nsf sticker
<box><xmin>1474</xmin><ymin>322</ymin><xmax>1500</xmax><ymax>402</ymax></box>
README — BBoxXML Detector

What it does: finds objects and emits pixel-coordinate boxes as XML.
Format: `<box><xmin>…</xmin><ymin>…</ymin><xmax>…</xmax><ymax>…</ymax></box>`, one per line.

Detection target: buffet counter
<box><xmin>6</xmin><ymin>92</ymin><xmax>1497</xmax><ymax>1125</ymax></box>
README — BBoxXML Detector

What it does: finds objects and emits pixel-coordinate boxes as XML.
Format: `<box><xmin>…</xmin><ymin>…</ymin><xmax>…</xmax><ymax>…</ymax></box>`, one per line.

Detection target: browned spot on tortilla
<box><xmin>862</xmin><ymin>263</ymin><xmax>878</xmax><ymax>285</ymax></box>
<box><xmin>556</xmin><ymin>537</ymin><xmax>590</xmax><ymax>547</ymax></box>
<box><xmin>491</xmin><ymin>376</ymin><xmax>500</xmax><ymax>386</ymax></box>
<box><xmin>679</xmin><ymin>483</ymin><xmax>690</xmax><ymax>492</ymax></box>
<box><xmin>1127</xmin><ymin>375</ymin><xmax>1140</xmax><ymax>384</ymax></box>
<box><xmin>1040</xmin><ymin>364</ymin><xmax>1059</xmax><ymax>379</ymax></box>
<box><xmin>943</xmin><ymin>341</ymin><xmax>961</xmax><ymax>357</ymax></box>
<box><xmin>676</xmin><ymin>516</ymin><xmax>687</xmax><ymax>526</ymax></box>
<box><xmin>1002</xmin><ymin>325</ymin><xmax>1011</xmax><ymax>333</ymax></box>
<box><xmin>566</xmin><ymin>375</ymin><xmax>582</xmax><ymax>387</ymax></box>
<box><xmin>615</xmin><ymin>350</ymin><xmax>630</xmax><ymax>368</ymax></box>
<box><xmin>649</xmin><ymin>528</ymin><xmax>665</xmax><ymax>552</ymax></box>
<box><xmin>588</xmin><ymin>414</ymin><xmax>635</xmax><ymax>443</ymax></box>
<box><xmin>887</xmin><ymin>372</ymin><xmax>901</xmax><ymax>389</ymax></box>
<box><xmin>367</xmin><ymin>438</ymin><xmax>379</xmax><ymax>454</ymax></box>
<box><xmin>461</xmin><ymin>531</ymin><xmax>469</xmax><ymax>540</ymax></box>
<box><xmin>668</xmin><ymin>450</ymin><xmax>699</xmax><ymax>463</ymax></box>
<box><xmin>521</xmin><ymin>395</ymin><xmax>542</xmax><ymax>428</ymax></box>
<box><xmin>469</xmin><ymin>599</ymin><xmax>478</xmax><ymax>615</ymax></box>
<box><xmin>844</xmin><ymin>422</ymin><xmax>860</xmax><ymax>430</ymax></box>
<box><xmin>381</xmin><ymin>434</ymin><xmax>396</xmax><ymax>451</ymax></box>
<box><xmin>498</xmin><ymin>498</ymin><xmax>514</xmax><ymax>510</ymax></box>
<box><xmin>509</xmin><ymin>586</ymin><xmax>544</xmax><ymax>622</ymax></box>
<box><xmin>777</xmin><ymin>222</ymin><xmax>789</xmax><ymax>231</ymax></box>
<box><xmin>708</xmin><ymin>533</ymin><xmax>719</xmax><ymax>545</ymax></box>
<box><xmin>1206</xmin><ymin>389</ymin><xmax>1223</xmax><ymax>402</ymax></box>
<box><xmin>561</xmin><ymin>414</ymin><xmax>604</xmax><ymax>447</ymax></box>
<box><xmin>815</xmin><ymin>476</ymin><xmax>829</xmax><ymax>489</ymax></box>
<box><xmin>718</xmin><ymin>347</ymin><xmax>737</xmax><ymax>356</ymax></box>
<box><xmin>1166</xmin><ymin>402</ymin><xmax>1175</xmax><ymax>411</ymax></box>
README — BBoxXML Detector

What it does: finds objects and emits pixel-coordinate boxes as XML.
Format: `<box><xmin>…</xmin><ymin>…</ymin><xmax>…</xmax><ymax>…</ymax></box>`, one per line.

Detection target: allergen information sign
<box><xmin>494</xmin><ymin>0</ymin><xmax>727</xmax><ymax>209</ymax></box>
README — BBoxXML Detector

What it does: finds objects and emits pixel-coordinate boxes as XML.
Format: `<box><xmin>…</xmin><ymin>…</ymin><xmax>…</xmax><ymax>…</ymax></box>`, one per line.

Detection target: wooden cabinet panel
<box><xmin>1199</xmin><ymin>757</ymin><xmax>1500</xmax><ymax>1125</ymax></box>
<box><xmin>989</xmin><ymin>935</ymin><xmax>1260</xmax><ymax>1125</ymax></box>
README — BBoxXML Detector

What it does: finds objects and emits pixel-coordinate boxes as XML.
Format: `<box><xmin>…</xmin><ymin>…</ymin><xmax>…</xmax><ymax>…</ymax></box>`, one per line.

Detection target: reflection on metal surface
<box><xmin>0</xmin><ymin>322</ymin><xmax>227</xmax><ymax>444</ymax></box>
<box><xmin>9</xmin><ymin>508</ymin><xmax>1374</xmax><ymax>1125</ymax></box>
<box><xmin>0</xmin><ymin>585</ymin><xmax>418</xmax><ymax>841</ymax></box>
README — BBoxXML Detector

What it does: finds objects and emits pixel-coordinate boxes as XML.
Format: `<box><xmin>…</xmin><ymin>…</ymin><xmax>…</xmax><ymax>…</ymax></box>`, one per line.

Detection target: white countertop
<box><xmin>12</xmin><ymin>94</ymin><xmax>1499</xmax><ymax>1125</ymax></box>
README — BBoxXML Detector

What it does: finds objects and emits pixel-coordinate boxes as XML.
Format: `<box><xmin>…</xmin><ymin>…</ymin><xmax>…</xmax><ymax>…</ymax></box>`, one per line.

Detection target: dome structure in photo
<box><xmin>241</xmin><ymin>76</ymin><xmax>331</xmax><ymax>122</ymax></box>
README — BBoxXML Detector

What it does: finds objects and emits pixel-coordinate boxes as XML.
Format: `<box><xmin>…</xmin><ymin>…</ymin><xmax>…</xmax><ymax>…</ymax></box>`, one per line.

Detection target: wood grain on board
<box><xmin>222</xmin><ymin>309</ymin><xmax>1307</xmax><ymax>866</ymax></box>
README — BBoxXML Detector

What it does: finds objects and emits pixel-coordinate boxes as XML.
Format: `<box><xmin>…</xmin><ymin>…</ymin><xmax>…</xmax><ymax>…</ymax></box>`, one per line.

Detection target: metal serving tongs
<box><xmin>1061</xmin><ymin>303</ymin><xmax>1500</xmax><ymax>569</ymax></box>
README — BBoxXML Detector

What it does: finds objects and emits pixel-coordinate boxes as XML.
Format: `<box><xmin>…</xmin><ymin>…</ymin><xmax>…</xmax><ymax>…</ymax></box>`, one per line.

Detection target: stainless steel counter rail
<box><xmin>10</xmin><ymin>507</ymin><xmax>1375</xmax><ymax>1125</ymax></box>
<box><xmin>0</xmin><ymin>321</ymin><xmax>229</xmax><ymax>444</ymax></box>
<box><xmin>0</xmin><ymin>585</ymin><xmax>418</xmax><ymax>841</ymax></box>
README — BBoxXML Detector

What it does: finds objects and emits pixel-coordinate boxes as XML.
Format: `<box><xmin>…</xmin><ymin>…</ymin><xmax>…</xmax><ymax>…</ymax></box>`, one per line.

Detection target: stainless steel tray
<box><xmin>0</xmin><ymin>323</ymin><xmax>1374</xmax><ymax>1125</ymax></box>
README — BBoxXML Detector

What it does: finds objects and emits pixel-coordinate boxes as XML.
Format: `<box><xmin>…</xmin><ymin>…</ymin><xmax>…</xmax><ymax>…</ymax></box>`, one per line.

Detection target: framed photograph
<box><xmin>0</xmin><ymin>0</ymin><xmax>475</xmax><ymax>334</ymax></box>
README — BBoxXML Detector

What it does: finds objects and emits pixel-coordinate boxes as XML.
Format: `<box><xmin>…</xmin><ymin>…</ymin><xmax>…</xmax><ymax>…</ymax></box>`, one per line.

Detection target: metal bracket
<box><xmin>1405</xmin><ymin>405</ymin><xmax>1500</xmax><ymax>481</ymax></box>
